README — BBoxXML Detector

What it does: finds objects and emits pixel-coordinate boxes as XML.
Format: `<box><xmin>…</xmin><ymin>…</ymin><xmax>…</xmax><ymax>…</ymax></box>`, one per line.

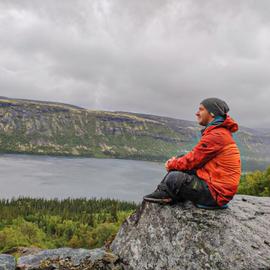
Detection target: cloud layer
<box><xmin>1</xmin><ymin>0</ymin><xmax>270</xmax><ymax>127</ymax></box>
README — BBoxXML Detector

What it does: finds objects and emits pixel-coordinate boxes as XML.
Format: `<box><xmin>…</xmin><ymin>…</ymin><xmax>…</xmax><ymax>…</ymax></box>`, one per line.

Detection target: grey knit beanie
<box><xmin>200</xmin><ymin>97</ymin><xmax>229</xmax><ymax>117</ymax></box>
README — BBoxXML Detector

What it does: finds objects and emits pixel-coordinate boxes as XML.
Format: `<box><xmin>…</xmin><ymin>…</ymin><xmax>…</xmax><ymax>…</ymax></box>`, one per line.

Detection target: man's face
<box><xmin>195</xmin><ymin>104</ymin><xmax>214</xmax><ymax>126</ymax></box>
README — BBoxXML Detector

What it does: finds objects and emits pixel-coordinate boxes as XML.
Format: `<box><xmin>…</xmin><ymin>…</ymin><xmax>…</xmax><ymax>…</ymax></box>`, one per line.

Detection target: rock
<box><xmin>4</xmin><ymin>246</ymin><xmax>43</xmax><ymax>257</ymax></box>
<box><xmin>110</xmin><ymin>195</ymin><xmax>270</xmax><ymax>270</ymax></box>
<box><xmin>16</xmin><ymin>247</ymin><xmax>124</xmax><ymax>270</ymax></box>
<box><xmin>0</xmin><ymin>254</ymin><xmax>16</xmax><ymax>270</ymax></box>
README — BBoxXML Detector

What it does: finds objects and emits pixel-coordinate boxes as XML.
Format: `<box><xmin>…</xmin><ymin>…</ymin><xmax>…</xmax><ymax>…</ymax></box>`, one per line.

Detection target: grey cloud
<box><xmin>0</xmin><ymin>0</ymin><xmax>269</xmax><ymax>127</ymax></box>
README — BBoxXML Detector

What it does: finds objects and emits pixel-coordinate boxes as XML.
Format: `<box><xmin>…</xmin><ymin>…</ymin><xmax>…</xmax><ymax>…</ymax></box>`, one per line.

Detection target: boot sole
<box><xmin>143</xmin><ymin>196</ymin><xmax>172</xmax><ymax>204</ymax></box>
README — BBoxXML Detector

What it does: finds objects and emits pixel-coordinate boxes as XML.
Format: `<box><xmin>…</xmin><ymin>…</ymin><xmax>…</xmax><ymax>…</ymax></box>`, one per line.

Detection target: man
<box><xmin>143</xmin><ymin>98</ymin><xmax>241</xmax><ymax>208</ymax></box>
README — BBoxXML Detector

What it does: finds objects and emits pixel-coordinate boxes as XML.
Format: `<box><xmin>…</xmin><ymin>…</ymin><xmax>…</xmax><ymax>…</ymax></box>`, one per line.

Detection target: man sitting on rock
<box><xmin>143</xmin><ymin>98</ymin><xmax>241</xmax><ymax>208</ymax></box>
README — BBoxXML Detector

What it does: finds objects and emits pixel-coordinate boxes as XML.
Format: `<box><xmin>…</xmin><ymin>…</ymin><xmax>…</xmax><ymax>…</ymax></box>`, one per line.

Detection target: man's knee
<box><xmin>165</xmin><ymin>171</ymin><xmax>187</xmax><ymax>181</ymax></box>
<box><xmin>164</xmin><ymin>171</ymin><xmax>189</xmax><ymax>189</ymax></box>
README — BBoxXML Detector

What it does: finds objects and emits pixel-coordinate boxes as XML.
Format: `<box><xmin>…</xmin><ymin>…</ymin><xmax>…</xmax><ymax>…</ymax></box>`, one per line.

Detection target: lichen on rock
<box><xmin>0</xmin><ymin>254</ymin><xmax>16</xmax><ymax>270</ymax></box>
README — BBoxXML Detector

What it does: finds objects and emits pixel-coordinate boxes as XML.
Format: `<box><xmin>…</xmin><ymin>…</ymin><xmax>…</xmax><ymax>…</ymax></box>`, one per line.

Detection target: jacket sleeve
<box><xmin>167</xmin><ymin>130</ymin><xmax>225</xmax><ymax>171</ymax></box>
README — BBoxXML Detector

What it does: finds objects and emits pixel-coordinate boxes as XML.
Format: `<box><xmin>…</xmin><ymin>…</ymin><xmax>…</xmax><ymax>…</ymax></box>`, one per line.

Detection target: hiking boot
<box><xmin>143</xmin><ymin>183</ymin><xmax>173</xmax><ymax>204</ymax></box>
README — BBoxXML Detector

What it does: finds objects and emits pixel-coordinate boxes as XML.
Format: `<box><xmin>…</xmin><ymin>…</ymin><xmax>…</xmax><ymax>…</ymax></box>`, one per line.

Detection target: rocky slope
<box><xmin>0</xmin><ymin>96</ymin><xmax>269</xmax><ymax>171</ymax></box>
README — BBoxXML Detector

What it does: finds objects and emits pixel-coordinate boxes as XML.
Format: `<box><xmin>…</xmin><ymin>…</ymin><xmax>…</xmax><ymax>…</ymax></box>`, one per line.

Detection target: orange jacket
<box><xmin>166</xmin><ymin>115</ymin><xmax>241</xmax><ymax>206</ymax></box>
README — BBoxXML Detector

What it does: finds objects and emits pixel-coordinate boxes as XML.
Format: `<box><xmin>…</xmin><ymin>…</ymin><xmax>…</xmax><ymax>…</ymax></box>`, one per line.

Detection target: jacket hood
<box><xmin>202</xmin><ymin>114</ymin><xmax>239</xmax><ymax>135</ymax></box>
<box><xmin>220</xmin><ymin>115</ymin><xmax>239</xmax><ymax>133</ymax></box>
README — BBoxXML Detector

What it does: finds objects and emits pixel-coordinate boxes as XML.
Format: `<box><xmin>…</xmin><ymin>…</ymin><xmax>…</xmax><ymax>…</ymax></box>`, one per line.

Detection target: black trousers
<box><xmin>161</xmin><ymin>170</ymin><xmax>218</xmax><ymax>206</ymax></box>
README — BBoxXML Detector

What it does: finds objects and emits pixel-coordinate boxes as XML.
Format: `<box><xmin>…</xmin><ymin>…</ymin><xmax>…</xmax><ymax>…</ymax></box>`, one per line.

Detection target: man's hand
<box><xmin>165</xmin><ymin>156</ymin><xmax>177</xmax><ymax>171</ymax></box>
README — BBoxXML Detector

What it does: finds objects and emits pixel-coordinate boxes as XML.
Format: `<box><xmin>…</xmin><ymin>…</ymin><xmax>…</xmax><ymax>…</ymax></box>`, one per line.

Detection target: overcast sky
<box><xmin>0</xmin><ymin>0</ymin><xmax>270</xmax><ymax>128</ymax></box>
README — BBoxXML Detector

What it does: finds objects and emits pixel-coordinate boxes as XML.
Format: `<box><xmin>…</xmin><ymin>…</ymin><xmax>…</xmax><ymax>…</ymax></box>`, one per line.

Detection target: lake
<box><xmin>0</xmin><ymin>154</ymin><xmax>167</xmax><ymax>203</ymax></box>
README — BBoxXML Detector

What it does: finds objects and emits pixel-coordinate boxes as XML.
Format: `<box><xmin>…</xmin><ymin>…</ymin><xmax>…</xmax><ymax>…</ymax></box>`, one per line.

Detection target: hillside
<box><xmin>0</xmin><ymin>97</ymin><xmax>269</xmax><ymax>171</ymax></box>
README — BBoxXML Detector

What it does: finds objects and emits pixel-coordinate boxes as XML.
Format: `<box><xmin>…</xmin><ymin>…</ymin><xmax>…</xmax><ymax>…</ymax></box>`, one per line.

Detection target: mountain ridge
<box><xmin>0</xmin><ymin>97</ymin><xmax>269</xmax><ymax>171</ymax></box>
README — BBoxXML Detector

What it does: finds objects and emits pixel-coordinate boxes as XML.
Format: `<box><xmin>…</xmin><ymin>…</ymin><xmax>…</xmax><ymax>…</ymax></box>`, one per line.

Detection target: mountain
<box><xmin>0</xmin><ymin>97</ymin><xmax>269</xmax><ymax>171</ymax></box>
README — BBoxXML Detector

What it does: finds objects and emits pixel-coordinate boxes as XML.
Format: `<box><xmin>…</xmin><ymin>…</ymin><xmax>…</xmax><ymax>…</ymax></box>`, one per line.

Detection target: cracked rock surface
<box><xmin>110</xmin><ymin>195</ymin><xmax>270</xmax><ymax>270</ymax></box>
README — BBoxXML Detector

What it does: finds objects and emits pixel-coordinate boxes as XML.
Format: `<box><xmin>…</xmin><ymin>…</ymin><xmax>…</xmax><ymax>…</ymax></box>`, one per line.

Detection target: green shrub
<box><xmin>238</xmin><ymin>166</ymin><xmax>270</xmax><ymax>196</ymax></box>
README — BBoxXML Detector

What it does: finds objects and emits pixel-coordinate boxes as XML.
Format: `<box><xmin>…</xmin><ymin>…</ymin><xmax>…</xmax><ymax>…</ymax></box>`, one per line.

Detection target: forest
<box><xmin>0</xmin><ymin>197</ymin><xmax>137</xmax><ymax>253</ymax></box>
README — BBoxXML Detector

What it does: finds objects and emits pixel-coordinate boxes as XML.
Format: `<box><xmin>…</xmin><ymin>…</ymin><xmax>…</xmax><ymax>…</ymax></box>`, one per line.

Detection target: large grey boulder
<box><xmin>110</xmin><ymin>195</ymin><xmax>270</xmax><ymax>270</ymax></box>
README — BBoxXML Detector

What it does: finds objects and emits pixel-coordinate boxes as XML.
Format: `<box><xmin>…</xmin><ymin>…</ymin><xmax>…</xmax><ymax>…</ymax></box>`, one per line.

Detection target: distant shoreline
<box><xmin>0</xmin><ymin>151</ymin><xmax>165</xmax><ymax>164</ymax></box>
